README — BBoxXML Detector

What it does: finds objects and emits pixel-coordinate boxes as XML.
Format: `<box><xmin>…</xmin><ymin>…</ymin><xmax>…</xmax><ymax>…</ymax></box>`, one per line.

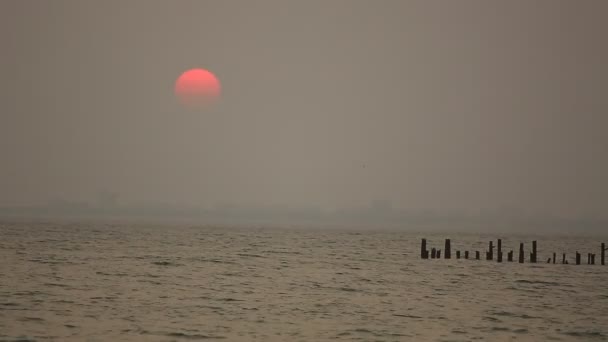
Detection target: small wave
<box><xmin>96</xmin><ymin>271</ymin><xmax>129</xmax><ymax>277</ymax></box>
<box><xmin>144</xmin><ymin>273</ymin><xmax>161</xmax><ymax>278</ymax></box>
<box><xmin>219</xmin><ymin>272</ymin><xmax>240</xmax><ymax>277</ymax></box>
<box><xmin>491</xmin><ymin>327</ymin><xmax>510</xmax><ymax>332</ymax></box>
<box><xmin>42</xmin><ymin>283</ymin><xmax>69</xmax><ymax>288</ymax></box>
<box><xmin>562</xmin><ymin>330</ymin><xmax>606</xmax><ymax>339</ymax></box>
<box><xmin>482</xmin><ymin>316</ymin><xmax>502</xmax><ymax>322</ymax></box>
<box><xmin>199</xmin><ymin>258</ymin><xmax>235</xmax><ymax>264</ymax></box>
<box><xmin>353</xmin><ymin>328</ymin><xmax>373</xmax><ymax>333</ymax></box>
<box><xmin>393</xmin><ymin>313</ymin><xmax>423</xmax><ymax>319</ymax></box>
<box><xmin>216</xmin><ymin>298</ymin><xmax>243</xmax><ymax>302</ymax></box>
<box><xmin>59</xmin><ymin>246</ymin><xmax>80</xmax><ymax>251</ymax></box>
<box><xmin>135</xmin><ymin>279</ymin><xmax>162</xmax><ymax>285</ymax></box>
<box><xmin>488</xmin><ymin>310</ymin><xmax>538</xmax><ymax>319</ymax></box>
<box><xmin>263</xmin><ymin>250</ymin><xmax>302</xmax><ymax>255</ymax></box>
<box><xmin>515</xmin><ymin>279</ymin><xmax>561</xmax><ymax>286</ymax></box>
<box><xmin>90</xmin><ymin>296</ymin><xmax>117</xmax><ymax>301</ymax></box>
<box><xmin>389</xmin><ymin>332</ymin><xmax>410</xmax><ymax>337</ymax></box>
<box><xmin>152</xmin><ymin>261</ymin><xmax>181</xmax><ymax>266</ymax></box>
<box><xmin>28</xmin><ymin>259</ymin><xmax>76</xmax><ymax>265</ymax></box>
<box><xmin>198</xmin><ymin>305</ymin><xmax>223</xmax><ymax>311</ymax></box>
<box><xmin>165</xmin><ymin>332</ymin><xmax>226</xmax><ymax>340</ymax></box>
<box><xmin>236</xmin><ymin>253</ymin><xmax>265</xmax><ymax>258</ymax></box>
<box><xmin>347</xmin><ymin>328</ymin><xmax>388</xmax><ymax>338</ymax></box>
<box><xmin>12</xmin><ymin>291</ymin><xmax>43</xmax><ymax>297</ymax></box>
<box><xmin>1</xmin><ymin>302</ymin><xmax>20</xmax><ymax>307</ymax></box>
<box><xmin>505</xmin><ymin>286</ymin><xmax>538</xmax><ymax>293</ymax></box>
<box><xmin>18</xmin><ymin>317</ymin><xmax>44</xmax><ymax>322</ymax></box>
<box><xmin>138</xmin><ymin>330</ymin><xmax>226</xmax><ymax>340</ymax></box>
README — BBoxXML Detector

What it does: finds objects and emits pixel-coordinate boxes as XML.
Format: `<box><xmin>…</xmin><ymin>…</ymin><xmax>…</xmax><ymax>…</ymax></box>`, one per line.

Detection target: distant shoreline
<box><xmin>1</xmin><ymin>214</ymin><xmax>607</xmax><ymax>238</ymax></box>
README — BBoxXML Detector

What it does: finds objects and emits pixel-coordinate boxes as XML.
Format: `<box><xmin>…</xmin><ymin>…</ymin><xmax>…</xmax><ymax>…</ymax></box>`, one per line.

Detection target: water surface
<box><xmin>1</xmin><ymin>222</ymin><xmax>607</xmax><ymax>341</ymax></box>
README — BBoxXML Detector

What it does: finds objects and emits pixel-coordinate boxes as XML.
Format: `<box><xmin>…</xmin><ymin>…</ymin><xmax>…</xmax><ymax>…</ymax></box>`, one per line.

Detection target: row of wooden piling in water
<box><xmin>421</xmin><ymin>239</ymin><xmax>607</xmax><ymax>265</ymax></box>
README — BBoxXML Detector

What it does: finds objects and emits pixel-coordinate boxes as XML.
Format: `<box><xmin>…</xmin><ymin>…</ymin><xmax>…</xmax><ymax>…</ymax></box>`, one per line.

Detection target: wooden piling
<box><xmin>531</xmin><ymin>241</ymin><xmax>537</xmax><ymax>263</ymax></box>
<box><xmin>497</xmin><ymin>239</ymin><xmax>503</xmax><ymax>263</ymax></box>
<box><xmin>518</xmin><ymin>243</ymin><xmax>524</xmax><ymax>263</ymax></box>
<box><xmin>487</xmin><ymin>241</ymin><xmax>494</xmax><ymax>260</ymax></box>
<box><xmin>419</xmin><ymin>238</ymin><xmax>605</xmax><ymax>266</ymax></box>
<box><xmin>421</xmin><ymin>239</ymin><xmax>428</xmax><ymax>259</ymax></box>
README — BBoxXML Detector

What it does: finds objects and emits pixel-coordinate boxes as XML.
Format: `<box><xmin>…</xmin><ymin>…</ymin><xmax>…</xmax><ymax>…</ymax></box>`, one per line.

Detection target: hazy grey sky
<box><xmin>1</xmin><ymin>0</ymin><xmax>607</xmax><ymax>219</ymax></box>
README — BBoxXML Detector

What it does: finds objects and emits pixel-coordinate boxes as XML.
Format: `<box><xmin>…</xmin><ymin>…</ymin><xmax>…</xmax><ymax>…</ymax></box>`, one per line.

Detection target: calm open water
<box><xmin>1</xmin><ymin>222</ymin><xmax>607</xmax><ymax>341</ymax></box>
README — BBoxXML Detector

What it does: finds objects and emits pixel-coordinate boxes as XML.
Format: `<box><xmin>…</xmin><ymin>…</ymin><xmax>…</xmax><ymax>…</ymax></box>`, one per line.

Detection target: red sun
<box><xmin>175</xmin><ymin>68</ymin><xmax>221</xmax><ymax>108</ymax></box>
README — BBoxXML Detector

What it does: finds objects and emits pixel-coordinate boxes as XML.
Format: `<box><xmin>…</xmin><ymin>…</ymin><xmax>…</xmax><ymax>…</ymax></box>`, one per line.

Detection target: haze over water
<box><xmin>1</xmin><ymin>222</ymin><xmax>607</xmax><ymax>341</ymax></box>
<box><xmin>2</xmin><ymin>1</ymin><xmax>608</xmax><ymax>223</ymax></box>
<box><xmin>3</xmin><ymin>2</ymin><xmax>608</xmax><ymax>341</ymax></box>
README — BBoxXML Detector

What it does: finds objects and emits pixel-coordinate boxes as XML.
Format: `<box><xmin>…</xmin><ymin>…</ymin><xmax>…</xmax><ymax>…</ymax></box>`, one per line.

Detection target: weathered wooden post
<box><xmin>421</xmin><ymin>239</ymin><xmax>429</xmax><ymax>259</ymax></box>
<box><xmin>576</xmin><ymin>252</ymin><xmax>581</xmax><ymax>265</ymax></box>
<box><xmin>465</xmin><ymin>251</ymin><xmax>469</xmax><ymax>259</ymax></box>
<box><xmin>562</xmin><ymin>253</ymin><xmax>566</xmax><ymax>264</ymax></box>
<box><xmin>487</xmin><ymin>241</ymin><xmax>494</xmax><ymax>260</ymax></box>
<box><xmin>530</xmin><ymin>241</ymin><xmax>537</xmax><ymax>263</ymax></box>
<box><xmin>547</xmin><ymin>258</ymin><xmax>551</xmax><ymax>263</ymax></box>
<box><xmin>518</xmin><ymin>243</ymin><xmax>524</xmax><ymax>263</ymax></box>
<box><xmin>456</xmin><ymin>251</ymin><xmax>461</xmax><ymax>259</ymax></box>
<box><xmin>437</xmin><ymin>250</ymin><xmax>441</xmax><ymax>258</ymax></box>
<box><xmin>445</xmin><ymin>239</ymin><xmax>451</xmax><ymax>259</ymax></box>
<box><xmin>475</xmin><ymin>251</ymin><xmax>480</xmax><ymax>260</ymax></box>
<box><xmin>497</xmin><ymin>239</ymin><xmax>503</xmax><ymax>262</ymax></box>
<box><xmin>508</xmin><ymin>250</ymin><xmax>513</xmax><ymax>262</ymax></box>
<box><xmin>552</xmin><ymin>252</ymin><xmax>556</xmax><ymax>264</ymax></box>
<box><xmin>431</xmin><ymin>248</ymin><xmax>437</xmax><ymax>259</ymax></box>
<box><xmin>587</xmin><ymin>253</ymin><xmax>591</xmax><ymax>265</ymax></box>
<box><xmin>592</xmin><ymin>254</ymin><xmax>595</xmax><ymax>265</ymax></box>
<box><xmin>602</xmin><ymin>243</ymin><xmax>605</xmax><ymax>266</ymax></box>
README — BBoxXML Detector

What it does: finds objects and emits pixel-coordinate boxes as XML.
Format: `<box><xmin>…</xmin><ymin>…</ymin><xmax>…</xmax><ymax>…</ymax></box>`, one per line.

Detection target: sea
<box><xmin>1</xmin><ymin>221</ymin><xmax>607</xmax><ymax>341</ymax></box>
